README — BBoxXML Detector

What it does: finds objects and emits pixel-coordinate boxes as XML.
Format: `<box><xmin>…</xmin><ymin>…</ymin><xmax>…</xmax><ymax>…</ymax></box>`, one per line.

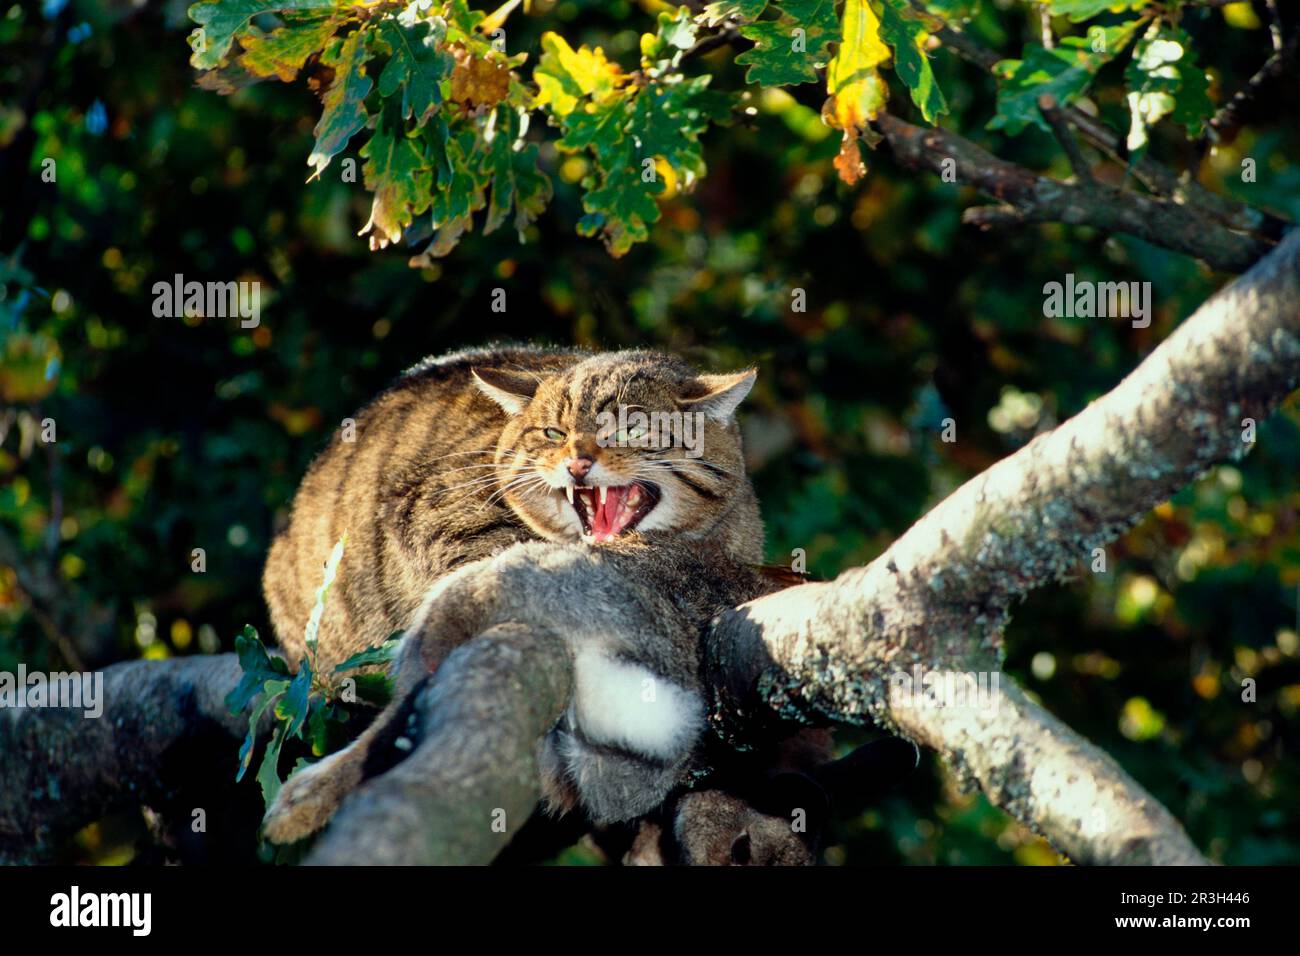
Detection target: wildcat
<box><xmin>263</xmin><ymin>345</ymin><xmax>763</xmax><ymax>676</ymax></box>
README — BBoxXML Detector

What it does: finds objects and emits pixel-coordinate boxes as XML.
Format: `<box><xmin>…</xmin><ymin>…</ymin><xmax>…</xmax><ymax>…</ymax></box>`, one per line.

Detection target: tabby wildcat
<box><xmin>264</xmin><ymin>345</ymin><xmax>763</xmax><ymax>674</ymax></box>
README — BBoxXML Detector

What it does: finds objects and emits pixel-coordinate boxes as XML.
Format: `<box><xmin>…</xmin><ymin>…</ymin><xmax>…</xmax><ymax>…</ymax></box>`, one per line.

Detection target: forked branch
<box><xmin>708</xmin><ymin>227</ymin><xmax>1300</xmax><ymax>864</ymax></box>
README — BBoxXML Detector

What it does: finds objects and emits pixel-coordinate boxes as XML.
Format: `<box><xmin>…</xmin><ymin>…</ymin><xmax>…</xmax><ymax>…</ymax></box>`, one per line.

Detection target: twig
<box><xmin>962</xmin><ymin>204</ymin><xmax>1030</xmax><ymax>229</ymax></box>
<box><xmin>876</xmin><ymin>112</ymin><xmax>1269</xmax><ymax>272</ymax></box>
<box><xmin>1205</xmin><ymin>26</ymin><xmax>1298</xmax><ymax>146</ymax></box>
<box><xmin>684</xmin><ymin>25</ymin><xmax>741</xmax><ymax>62</ymax></box>
<box><xmin>1038</xmin><ymin>93</ymin><xmax>1092</xmax><ymax>183</ymax></box>
<box><xmin>1266</xmin><ymin>0</ymin><xmax>1285</xmax><ymax>54</ymax></box>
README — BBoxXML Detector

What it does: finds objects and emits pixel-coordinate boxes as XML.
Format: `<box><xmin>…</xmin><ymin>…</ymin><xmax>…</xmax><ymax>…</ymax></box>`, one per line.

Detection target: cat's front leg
<box><xmin>261</xmin><ymin>743</ymin><xmax>370</xmax><ymax>845</ymax></box>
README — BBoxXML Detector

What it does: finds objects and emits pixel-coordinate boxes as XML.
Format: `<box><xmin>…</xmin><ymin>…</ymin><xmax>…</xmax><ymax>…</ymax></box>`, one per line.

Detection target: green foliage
<box><xmin>1042</xmin><ymin>0</ymin><xmax>1145</xmax><ymax>24</ymax></box>
<box><xmin>483</xmin><ymin>106</ymin><xmax>553</xmax><ymax>238</ymax></box>
<box><xmin>1124</xmin><ymin>25</ymin><xmax>1212</xmax><ymax>151</ymax></box>
<box><xmin>702</xmin><ymin>0</ymin><xmax>770</xmax><ymax>25</ymax></box>
<box><xmin>226</xmin><ymin>539</ymin><xmax>394</xmax><ymax>811</ymax></box>
<box><xmin>188</xmin><ymin>0</ymin><xmax>338</xmax><ymax>70</ymax></box>
<box><xmin>307</xmin><ymin>29</ymin><xmax>374</xmax><ymax>178</ymax></box>
<box><xmin>334</xmin><ymin>637</ymin><xmax>403</xmax><ymax>673</ymax></box>
<box><xmin>359</xmin><ymin>104</ymin><xmax>434</xmax><ymax>249</ymax></box>
<box><xmin>879</xmin><ymin>0</ymin><xmax>946</xmax><ymax>124</ymax></box>
<box><xmin>180</xmin><ymin>0</ymin><xmax>1238</xmax><ymax>253</ymax></box>
<box><xmin>737</xmin><ymin>0</ymin><xmax>839</xmax><ymax>86</ymax></box>
<box><xmin>988</xmin><ymin>21</ymin><xmax>1141</xmax><ymax>135</ymax></box>
<box><xmin>185</xmin><ymin>0</ymin><xmax>966</xmax><ymax>252</ymax></box>
<box><xmin>373</xmin><ymin>18</ymin><xmax>454</xmax><ymax>124</ymax></box>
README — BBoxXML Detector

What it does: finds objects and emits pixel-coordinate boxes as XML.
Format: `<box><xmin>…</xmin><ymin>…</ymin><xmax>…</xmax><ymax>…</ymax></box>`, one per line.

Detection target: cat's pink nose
<box><xmin>567</xmin><ymin>457</ymin><xmax>594</xmax><ymax>480</ymax></box>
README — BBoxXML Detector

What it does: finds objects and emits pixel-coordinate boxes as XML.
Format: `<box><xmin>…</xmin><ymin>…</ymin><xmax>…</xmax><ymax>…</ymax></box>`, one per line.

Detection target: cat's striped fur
<box><xmin>263</xmin><ymin>345</ymin><xmax>764</xmax><ymax>674</ymax></box>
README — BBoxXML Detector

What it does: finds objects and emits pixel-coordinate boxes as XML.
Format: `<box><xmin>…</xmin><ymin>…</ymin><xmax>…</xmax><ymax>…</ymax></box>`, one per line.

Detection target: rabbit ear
<box><xmin>679</xmin><ymin>369</ymin><xmax>757</xmax><ymax>423</ymax></box>
<box><xmin>471</xmin><ymin>367</ymin><xmax>541</xmax><ymax>415</ymax></box>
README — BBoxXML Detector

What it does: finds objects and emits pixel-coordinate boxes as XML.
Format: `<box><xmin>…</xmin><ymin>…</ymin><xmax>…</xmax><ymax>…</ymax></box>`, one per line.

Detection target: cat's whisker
<box><xmin>438</xmin><ymin>473</ymin><xmax>516</xmax><ymax>498</ymax></box>
<box><xmin>638</xmin><ymin>457</ymin><xmax>741</xmax><ymax>481</ymax></box>
<box><xmin>438</xmin><ymin>455</ymin><xmax>545</xmax><ymax>499</ymax></box>
<box><xmin>483</xmin><ymin>472</ymin><xmax>550</xmax><ymax>509</ymax></box>
<box><xmin>435</xmin><ymin>465</ymin><xmax>512</xmax><ymax>483</ymax></box>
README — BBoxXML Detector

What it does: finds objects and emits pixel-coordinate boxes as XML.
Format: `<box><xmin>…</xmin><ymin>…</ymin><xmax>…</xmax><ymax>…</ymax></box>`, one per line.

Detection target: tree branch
<box><xmin>1037</xmin><ymin>94</ymin><xmax>1093</xmax><ymax>183</ymax></box>
<box><xmin>1204</xmin><ymin>21</ymin><xmax>1299</xmax><ymax>147</ymax></box>
<box><xmin>876</xmin><ymin>112</ymin><xmax>1271</xmax><ymax>272</ymax></box>
<box><xmin>0</xmin><ymin>654</ymin><xmax>264</xmax><ymax>863</ymax></box>
<box><xmin>707</xmin><ymin>226</ymin><xmax>1300</xmax><ymax>864</ymax></box>
<box><xmin>305</xmin><ymin>623</ymin><xmax>572</xmax><ymax>865</ymax></box>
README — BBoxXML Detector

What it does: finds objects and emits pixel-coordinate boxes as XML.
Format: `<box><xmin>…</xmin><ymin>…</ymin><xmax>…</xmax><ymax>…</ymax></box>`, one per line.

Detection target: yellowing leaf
<box><xmin>1221</xmin><ymin>1</ymin><xmax>1261</xmax><ymax>29</ymax></box>
<box><xmin>238</xmin><ymin>16</ymin><xmax>339</xmax><ymax>83</ymax></box>
<box><xmin>533</xmin><ymin>33</ymin><xmax>627</xmax><ymax>116</ymax></box>
<box><xmin>824</xmin><ymin>0</ymin><xmax>891</xmax><ymax>131</ymax></box>
<box><xmin>480</xmin><ymin>0</ymin><xmax>523</xmax><ymax>36</ymax></box>
<box><xmin>358</xmin><ymin>111</ymin><xmax>432</xmax><ymax>250</ymax></box>
<box><xmin>188</xmin><ymin>0</ymin><xmax>337</xmax><ymax>71</ymax></box>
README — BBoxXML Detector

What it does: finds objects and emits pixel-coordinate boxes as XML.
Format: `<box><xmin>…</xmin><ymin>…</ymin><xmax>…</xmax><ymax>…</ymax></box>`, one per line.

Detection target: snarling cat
<box><xmin>264</xmin><ymin>345</ymin><xmax>763</xmax><ymax>676</ymax></box>
<box><xmin>260</xmin><ymin>345</ymin><xmax>880</xmax><ymax>861</ymax></box>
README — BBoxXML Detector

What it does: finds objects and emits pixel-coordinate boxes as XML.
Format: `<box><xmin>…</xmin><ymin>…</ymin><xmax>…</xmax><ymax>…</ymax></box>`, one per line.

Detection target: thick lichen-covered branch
<box><xmin>708</xmin><ymin>227</ymin><xmax>1300</xmax><ymax>864</ymax></box>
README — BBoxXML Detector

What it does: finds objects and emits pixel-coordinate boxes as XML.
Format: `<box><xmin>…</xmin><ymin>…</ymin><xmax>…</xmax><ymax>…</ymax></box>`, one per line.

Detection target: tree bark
<box><xmin>876</xmin><ymin>113</ymin><xmax>1273</xmax><ymax>273</ymax></box>
<box><xmin>0</xmin><ymin>654</ymin><xmax>264</xmax><ymax>863</ymax></box>
<box><xmin>708</xmin><ymin>226</ymin><xmax>1300</xmax><ymax>864</ymax></box>
<box><xmin>306</xmin><ymin>623</ymin><xmax>572</xmax><ymax>865</ymax></box>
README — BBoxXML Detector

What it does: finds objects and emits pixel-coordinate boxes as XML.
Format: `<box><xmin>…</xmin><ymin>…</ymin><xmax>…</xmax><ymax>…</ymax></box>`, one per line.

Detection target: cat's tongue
<box><xmin>591</xmin><ymin>485</ymin><xmax>634</xmax><ymax>541</ymax></box>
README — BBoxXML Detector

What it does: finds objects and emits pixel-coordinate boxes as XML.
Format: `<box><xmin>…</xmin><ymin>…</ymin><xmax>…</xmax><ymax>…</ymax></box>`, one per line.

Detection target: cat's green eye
<box><xmin>617</xmin><ymin>425</ymin><xmax>647</xmax><ymax>443</ymax></box>
<box><xmin>544</xmin><ymin>427</ymin><xmax>566</xmax><ymax>442</ymax></box>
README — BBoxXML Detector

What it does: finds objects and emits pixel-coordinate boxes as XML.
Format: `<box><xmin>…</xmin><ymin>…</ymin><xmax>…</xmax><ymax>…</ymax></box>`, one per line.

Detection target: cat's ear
<box><xmin>472</xmin><ymin>367</ymin><xmax>540</xmax><ymax>415</ymax></box>
<box><xmin>680</xmin><ymin>369</ymin><xmax>756</xmax><ymax>423</ymax></box>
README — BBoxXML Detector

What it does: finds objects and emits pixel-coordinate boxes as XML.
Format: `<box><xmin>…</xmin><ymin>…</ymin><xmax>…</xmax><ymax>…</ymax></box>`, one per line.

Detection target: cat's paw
<box><xmin>262</xmin><ymin>751</ymin><xmax>353</xmax><ymax>844</ymax></box>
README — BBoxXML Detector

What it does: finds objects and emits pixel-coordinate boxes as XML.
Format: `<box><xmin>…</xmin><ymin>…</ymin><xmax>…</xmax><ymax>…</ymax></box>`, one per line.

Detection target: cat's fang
<box><xmin>565</xmin><ymin>483</ymin><xmax>575</xmax><ymax>504</ymax></box>
<box><xmin>566</xmin><ymin>481</ymin><xmax>658</xmax><ymax>541</ymax></box>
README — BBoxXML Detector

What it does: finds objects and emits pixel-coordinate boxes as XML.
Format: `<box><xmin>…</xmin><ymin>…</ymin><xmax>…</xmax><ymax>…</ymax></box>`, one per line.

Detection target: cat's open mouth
<box><xmin>565</xmin><ymin>481</ymin><xmax>659</xmax><ymax>542</ymax></box>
